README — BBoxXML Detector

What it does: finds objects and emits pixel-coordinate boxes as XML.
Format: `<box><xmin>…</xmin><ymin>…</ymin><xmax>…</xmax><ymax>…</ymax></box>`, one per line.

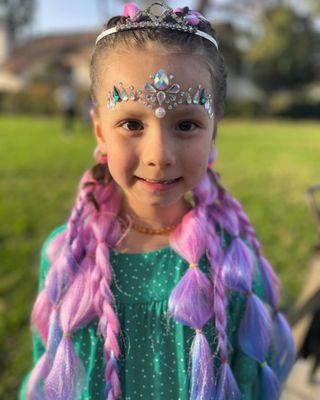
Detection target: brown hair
<box><xmin>89</xmin><ymin>8</ymin><xmax>227</xmax><ymax>122</ymax></box>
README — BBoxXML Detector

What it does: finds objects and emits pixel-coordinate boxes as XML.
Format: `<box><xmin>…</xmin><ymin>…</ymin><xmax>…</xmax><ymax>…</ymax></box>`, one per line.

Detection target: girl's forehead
<box><xmin>98</xmin><ymin>50</ymin><xmax>214</xmax><ymax>119</ymax></box>
<box><xmin>101</xmin><ymin>50</ymin><xmax>212</xmax><ymax>93</ymax></box>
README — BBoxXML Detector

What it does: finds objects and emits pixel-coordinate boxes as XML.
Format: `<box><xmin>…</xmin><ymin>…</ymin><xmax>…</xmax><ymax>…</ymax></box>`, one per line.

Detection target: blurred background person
<box><xmin>54</xmin><ymin>83</ymin><xmax>77</xmax><ymax>137</ymax></box>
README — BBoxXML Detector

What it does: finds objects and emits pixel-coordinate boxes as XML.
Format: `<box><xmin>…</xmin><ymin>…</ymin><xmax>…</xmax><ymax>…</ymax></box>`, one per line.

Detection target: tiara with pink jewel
<box><xmin>95</xmin><ymin>1</ymin><xmax>219</xmax><ymax>51</ymax></box>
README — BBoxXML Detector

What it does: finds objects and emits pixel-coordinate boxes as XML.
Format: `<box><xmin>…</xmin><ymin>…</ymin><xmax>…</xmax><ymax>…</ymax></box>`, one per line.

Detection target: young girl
<box><xmin>19</xmin><ymin>2</ymin><xmax>296</xmax><ymax>399</ymax></box>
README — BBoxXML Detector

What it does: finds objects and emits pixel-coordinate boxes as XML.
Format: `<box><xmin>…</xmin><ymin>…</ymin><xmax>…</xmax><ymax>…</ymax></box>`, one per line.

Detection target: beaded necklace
<box><xmin>119</xmin><ymin>213</ymin><xmax>178</xmax><ymax>235</ymax></box>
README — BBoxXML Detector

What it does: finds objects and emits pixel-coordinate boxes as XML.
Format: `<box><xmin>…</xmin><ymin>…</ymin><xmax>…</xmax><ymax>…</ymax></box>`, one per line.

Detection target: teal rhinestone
<box><xmin>113</xmin><ymin>86</ymin><xmax>121</xmax><ymax>102</ymax></box>
<box><xmin>200</xmin><ymin>88</ymin><xmax>206</xmax><ymax>105</ymax></box>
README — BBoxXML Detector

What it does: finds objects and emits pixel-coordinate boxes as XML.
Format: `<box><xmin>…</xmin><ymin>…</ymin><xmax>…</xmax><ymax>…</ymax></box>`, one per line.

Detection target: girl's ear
<box><xmin>90</xmin><ymin>109</ymin><xmax>107</xmax><ymax>153</ymax></box>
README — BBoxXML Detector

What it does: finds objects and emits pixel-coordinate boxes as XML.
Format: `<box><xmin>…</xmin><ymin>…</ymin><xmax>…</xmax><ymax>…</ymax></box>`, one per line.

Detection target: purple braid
<box><xmin>27</xmin><ymin>171</ymin><xmax>99</xmax><ymax>399</ymax></box>
<box><xmin>45</xmin><ymin>174</ymin><xmax>122</xmax><ymax>399</ymax></box>
<box><xmin>87</xmin><ymin>182</ymin><xmax>123</xmax><ymax>399</ymax></box>
<box><xmin>210</xmin><ymin>169</ymin><xmax>296</xmax><ymax>384</ymax></box>
<box><xmin>27</xmin><ymin>157</ymin><xmax>123</xmax><ymax>399</ymax></box>
<box><xmin>214</xmin><ymin>178</ymin><xmax>281</xmax><ymax>308</ymax></box>
<box><xmin>206</xmin><ymin>217</ymin><xmax>241</xmax><ymax>399</ymax></box>
<box><xmin>193</xmin><ymin>161</ymin><xmax>242</xmax><ymax>399</ymax></box>
<box><xmin>168</xmin><ymin>176</ymin><xmax>216</xmax><ymax>399</ymax></box>
<box><xmin>206</xmin><ymin>166</ymin><xmax>294</xmax><ymax>398</ymax></box>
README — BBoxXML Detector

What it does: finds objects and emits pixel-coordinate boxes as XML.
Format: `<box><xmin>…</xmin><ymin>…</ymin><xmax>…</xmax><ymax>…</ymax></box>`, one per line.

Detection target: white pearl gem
<box><xmin>155</xmin><ymin>107</ymin><xmax>166</xmax><ymax>118</ymax></box>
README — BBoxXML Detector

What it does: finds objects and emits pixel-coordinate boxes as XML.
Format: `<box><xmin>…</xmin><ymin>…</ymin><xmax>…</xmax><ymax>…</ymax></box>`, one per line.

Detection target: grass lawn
<box><xmin>0</xmin><ymin>114</ymin><xmax>319</xmax><ymax>398</ymax></box>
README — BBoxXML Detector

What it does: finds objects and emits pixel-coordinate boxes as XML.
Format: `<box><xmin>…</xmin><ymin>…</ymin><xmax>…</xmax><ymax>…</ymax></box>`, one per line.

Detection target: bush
<box><xmin>0</xmin><ymin>85</ymin><xmax>91</xmax><ymax>116</ymax></box>
<box><xmin>0</xmin><ymin>84</ymin><xmax>59</xmax><ymax>115</ymax></box>
<box><xmin>269</xmin><ymin>90</ymin><xmax>320</xmax><ymax>119</ymax></box>
<box><xmin>225</xmin><ymin>99</ymin><xmax>267</xmax><ymax>117</ymax></box>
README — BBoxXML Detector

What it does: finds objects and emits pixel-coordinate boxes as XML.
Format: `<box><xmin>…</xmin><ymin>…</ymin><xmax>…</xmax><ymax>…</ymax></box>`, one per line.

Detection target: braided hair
<box><xmin>27</xmin><ymin>6</ymin><xmax>295</xmax><ymax>400</ymax></box>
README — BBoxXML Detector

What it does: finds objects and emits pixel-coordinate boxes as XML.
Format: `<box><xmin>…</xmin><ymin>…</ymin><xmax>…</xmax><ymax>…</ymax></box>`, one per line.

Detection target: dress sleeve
<box><xmin>18</xmin><ymin>224</ymin><xmax>67</xmax><ymax>399</ymax></box>
<box><xmin>227</xmin><ymin>238</ymin><xmax>273</xmax><ymax>400</ymax></box>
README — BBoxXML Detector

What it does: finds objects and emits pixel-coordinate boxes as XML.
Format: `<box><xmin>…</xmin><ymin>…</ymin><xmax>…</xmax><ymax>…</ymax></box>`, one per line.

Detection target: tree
<box><xmin>244</xmin><ymin>5</ymin><xmax>318</xmax><ymax>91</ymax></box>
<box><xmin>196</xmin><ymin>0</ymin><xmax>211</xmax><ymax>14</ymax></box>
<box><xmin>0</xmin><ymin>0</ymin><xmax>35</xmax><ymax>44</ymax></box>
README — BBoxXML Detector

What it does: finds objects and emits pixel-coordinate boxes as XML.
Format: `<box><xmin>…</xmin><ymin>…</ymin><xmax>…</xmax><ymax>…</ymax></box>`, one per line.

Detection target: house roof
<box><xmin>1</xmin><ymin>30</ymin><xmax>98</xmax><ymax>73</ymax></box>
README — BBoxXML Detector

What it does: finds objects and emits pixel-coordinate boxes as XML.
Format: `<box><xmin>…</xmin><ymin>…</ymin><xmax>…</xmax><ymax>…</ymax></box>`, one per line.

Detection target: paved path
<box><xmin>281</xmin><ymin>251</ymin><xmax>320</xmax><ymax>399</ymax></box>
<box><xmin>281</xmin><ymin>359</ymin><xmax>320</xmax><ymax>400</ymax></box>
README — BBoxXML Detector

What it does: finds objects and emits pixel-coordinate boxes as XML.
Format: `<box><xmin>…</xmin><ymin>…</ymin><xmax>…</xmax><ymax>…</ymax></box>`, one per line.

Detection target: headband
<box><xmin>95</xmin><ymin>1</ymin><xmax>219</xmax><ymax>51</ymax></box>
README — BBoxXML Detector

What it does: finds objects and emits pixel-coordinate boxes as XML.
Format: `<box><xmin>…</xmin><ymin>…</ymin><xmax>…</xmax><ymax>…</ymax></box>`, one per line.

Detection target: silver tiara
<box><xmin>95</xmin><ymin>1</ymin><xmax>219</xmax><ymax>51</ymax></box>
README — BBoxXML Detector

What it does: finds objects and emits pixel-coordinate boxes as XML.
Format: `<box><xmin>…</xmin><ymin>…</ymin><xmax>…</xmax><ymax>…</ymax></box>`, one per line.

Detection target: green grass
<box><xmin>1</xmin><ymin>115</ymin><xmax>319</xmax><ymax>398</ymax></box>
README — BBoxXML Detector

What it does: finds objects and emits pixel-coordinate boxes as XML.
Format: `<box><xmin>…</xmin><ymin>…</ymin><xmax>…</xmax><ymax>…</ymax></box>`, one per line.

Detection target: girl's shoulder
<box><xmin>42</xmin><ymin>224</ymin><xmax>67</xmax><ymax>249</ymax></box>
<box><xmin>37</xmin><ymin>224</ymin><xmax>67</xmax><ymax>292</ymax></box>
<box><xmin>41</xmin><ymin>224</ymin><xmax>68</xmax><ymax>265</ymax></box>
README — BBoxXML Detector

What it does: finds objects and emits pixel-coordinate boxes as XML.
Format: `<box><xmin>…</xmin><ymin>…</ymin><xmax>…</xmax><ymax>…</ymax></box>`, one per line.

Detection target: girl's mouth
<box><xmin>135</xmin><ymin>176</ymin><xmax>182</xmax><ymax>191</ymax></box>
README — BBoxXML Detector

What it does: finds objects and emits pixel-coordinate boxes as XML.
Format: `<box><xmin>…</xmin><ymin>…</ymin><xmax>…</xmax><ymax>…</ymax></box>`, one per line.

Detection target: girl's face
<box><xmin>91</xmin><ymin>46</ymin><xmax>216</xmax><ymax>212</ymax></box>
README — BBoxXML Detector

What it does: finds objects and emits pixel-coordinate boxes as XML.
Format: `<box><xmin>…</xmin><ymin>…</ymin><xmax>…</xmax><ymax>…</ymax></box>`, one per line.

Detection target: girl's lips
<box><xmin>136</xmin><ymin>176</ymin><xmax>182</xmax><ymax>191</ymax></box>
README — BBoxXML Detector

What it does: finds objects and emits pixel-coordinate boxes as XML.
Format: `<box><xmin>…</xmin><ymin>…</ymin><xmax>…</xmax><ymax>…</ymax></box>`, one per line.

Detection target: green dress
<box><xmin>19</xmin><ymin>223</ymin><xmax>269</xmax><ymax>400</ymax></box>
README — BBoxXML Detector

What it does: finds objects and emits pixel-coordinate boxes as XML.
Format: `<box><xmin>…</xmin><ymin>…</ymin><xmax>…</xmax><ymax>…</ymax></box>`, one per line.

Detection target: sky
<box><xmin>30</xmin><ymin>0</ymin><xmax>320</xmax><ymax>36</ymax></box>
<box><xmin>32</xmin><ymin>0</ymin><xmax>195</xmax><ymax>35</ymax></box>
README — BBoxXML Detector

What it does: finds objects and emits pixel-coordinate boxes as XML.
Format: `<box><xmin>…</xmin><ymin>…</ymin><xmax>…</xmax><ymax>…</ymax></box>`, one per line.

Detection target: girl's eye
<box><xmin>120</xmin><ymin>120</ymin><xmax>143</xmax><ymax>131</ymax></box>
<box><xmin>176</xmin><ymin>121</ymin><xmax>199</xmax><ymax>131</ymax></box>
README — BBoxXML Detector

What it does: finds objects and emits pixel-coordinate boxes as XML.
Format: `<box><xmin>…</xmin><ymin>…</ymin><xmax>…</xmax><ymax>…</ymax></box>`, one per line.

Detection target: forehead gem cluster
<box><xmin>106</xmin><ymin>68</ymin><xmax>214</xmax><ymax>119</ymax></box>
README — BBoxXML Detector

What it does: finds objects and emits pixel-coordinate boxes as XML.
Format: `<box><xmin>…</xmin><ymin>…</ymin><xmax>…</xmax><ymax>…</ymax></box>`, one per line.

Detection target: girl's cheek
<box><xmin>183</xmin><ymin>160</ymin><xmax>204</xmax><ymax>186</ymax></box>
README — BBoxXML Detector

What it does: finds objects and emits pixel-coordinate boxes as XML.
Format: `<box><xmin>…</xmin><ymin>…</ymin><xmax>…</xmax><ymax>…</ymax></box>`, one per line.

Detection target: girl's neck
<box><xmin>119</xmin><ymin>195</ymin><xmax>192</xmax><ymax>230</ymax></box>
<box><xmin>112</xmin><ymin>196</ymin><xmax>193</xmax><ymax>254</ymax></box>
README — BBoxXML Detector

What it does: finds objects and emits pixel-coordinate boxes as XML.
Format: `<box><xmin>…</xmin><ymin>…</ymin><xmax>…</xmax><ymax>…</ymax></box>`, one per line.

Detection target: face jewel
<box><xmin>106</xmin><ymin>69</ymin><xmax>214</xmax><ymax>119</ymax></box>
<box><xmin>128</xmin><ymin>85</ymin><xmax>136</xmax><ymax>100</ymax></box>
<box><xmin>167</xmin><ymin>84</ymin><xmax>180</xmax><ymax>94</ymax></box>
<box><xmin>113</xmin><ymin>86</ymin><xmax>121</xmax><ymax>102</ymax></box>
<box><xmin>143</xmin><ymin>83</ymin><xmax>156</xmax><ymax>92</ymax></box>
<box><xmin>156</xmin><ymin>91</ymin><xmax>166</xmax><ymax>105</ymax></box>
<box><xmin>186</xmin><ymin>89</ymin><xmax>192</xmax><ymax>104</ymax></box>
<box><xmin>193</xmin><ymin>86</ymin><xmax>201</xmax><ymax>104</ymax></box>
<box><xmin>118</xmin><ymin>82</ymin><xmax>128</xmax><ymax>101</ymax></box>
<box><xmin>200</xmin><ymin>88</ymin><xmax>206</xmax><ymax>105</ymax></box>
<box><xmin>155</xmin><ymin>107</ymin><xmax>166</xmax><ymax>118</ymax></box>
<box><xmin>107</xmin><ymin>98</ymin><xmax>116</xmax><ymax>109</ymax></box>
<box><xmin>153</xmin><ymin>69</ymin><xmax>170</xmax><ymax>90</ymax></box>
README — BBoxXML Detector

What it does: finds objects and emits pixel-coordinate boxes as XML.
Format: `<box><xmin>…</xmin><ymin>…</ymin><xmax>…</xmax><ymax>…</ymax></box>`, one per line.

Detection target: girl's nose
<box><xmin>142</xmin><ymin>128</ymin><xmax>176</xmax><ymax>168</ymax></box>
